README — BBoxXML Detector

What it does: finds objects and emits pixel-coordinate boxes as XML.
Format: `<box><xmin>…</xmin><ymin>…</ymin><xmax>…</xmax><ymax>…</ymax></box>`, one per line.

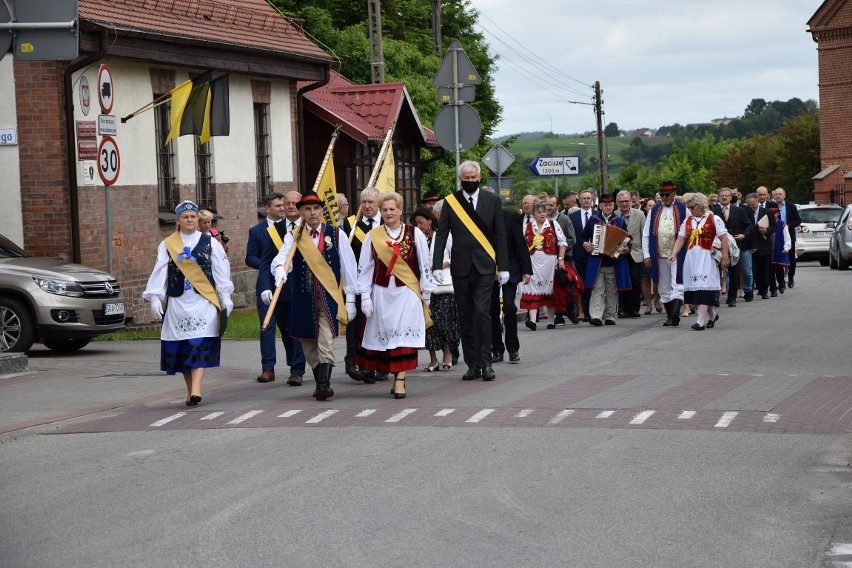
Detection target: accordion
<box><xmin>591</xmin><ymin>224</ymin><xmax>631</xmax><ymax>258</ymax></box>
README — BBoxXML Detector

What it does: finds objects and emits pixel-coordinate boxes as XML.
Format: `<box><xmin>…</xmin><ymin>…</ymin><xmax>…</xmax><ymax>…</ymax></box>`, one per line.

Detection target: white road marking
<box><xmin>277</xmin><ymin>410</ymin><xmax>302</xmax><ymax>418</ymax></box>
<box><xmin>150</xmin><ymin>413</ymin><xmax>186</xmax><ymax>427</ymax></box>
<box><xmin>828</xmin><ymin>543</ymin><xmax>852</xmax><ymax>555</ymax></box>
<box><xmin>595</xmin><ymin>410</ymin><xmax>615</xmax><ymax>418</ymax></box>
<box><xmin>200</xmin><ymin>412</ymin><xmax>225</xmax><ymax>421</ymax></box>
<box><xmin>548</xmin><ymin>409</ymin><xmax>575</xmax><ymax>424</ymax></box>
<box><xmin>678</xmin><ymin>410</ymin><xmax>697</xmax><ymax>420</ymax></box>
<box><xmin>714</xmin><ymin>411</ymin><xmax>738</xmax><ymax>428</ymax></box>
<box><xmin>763</xmin><ymin>413</ymin><xmax>781</xmax><ymax>423</ymax></box>
<box><xmin>386</xmin><ymin>408</ymin><xmax>417</xmax><ymax>423</ymax></box>
<box><xmin>515</xmin><ymin>409</ymin><xmax>535</xmax><ymax>418</ymax></box>
<box><xmin>466</xmin><ymin>409</ymin><xmax>495</xmax><ymax>423</ymax></box>
<box><xmin>629</xmin><ymin>410</ymin><xmax>655</xmax><ymax>425</ymax></box>
<box><xmin>356</xmin><ymin>409</ymin><xmax>376</xmax><ymax>417</ymax></box>
<box><xmin>434</xmin><ymin>408</ymin><xmax>455</xmax><ymax>417</ymax></box>
<box><xmin>227</xmin><ymin>410</ymin><xmax>263</xmax><ymax>425</ymax></box>
<box><xmin>306</xmin><ymin>410</ymin><xmax>339</xmax><ymax>424</ymax></box>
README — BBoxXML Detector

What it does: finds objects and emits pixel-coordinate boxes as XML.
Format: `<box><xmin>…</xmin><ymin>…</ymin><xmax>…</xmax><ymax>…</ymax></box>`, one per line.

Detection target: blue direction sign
<box><xmin>529</xmin><ymin>155</ymin><xmax>580</xmax><ymax>176</ymax></box>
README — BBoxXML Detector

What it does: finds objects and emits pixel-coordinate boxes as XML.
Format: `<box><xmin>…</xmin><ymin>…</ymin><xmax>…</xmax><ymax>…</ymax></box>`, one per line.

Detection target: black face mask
<box><xmin>461</xmin><ymin>180</ymin><xmax>479</xmax><ymax>193</ymax></box>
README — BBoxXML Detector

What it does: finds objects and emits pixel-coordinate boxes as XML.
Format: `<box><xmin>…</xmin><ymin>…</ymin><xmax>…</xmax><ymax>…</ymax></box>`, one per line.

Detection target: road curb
<box><xmin>0</xmin><ymin>352</ymin><xmax>28</xmax><ymax>376</ymax></box>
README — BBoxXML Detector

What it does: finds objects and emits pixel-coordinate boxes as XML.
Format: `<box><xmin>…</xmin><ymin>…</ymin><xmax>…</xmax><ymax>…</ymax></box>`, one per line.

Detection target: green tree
<box><xmin>604</xmin><ymin>122</ymin><xmax>620</xmax><ymax>137</ymax></box>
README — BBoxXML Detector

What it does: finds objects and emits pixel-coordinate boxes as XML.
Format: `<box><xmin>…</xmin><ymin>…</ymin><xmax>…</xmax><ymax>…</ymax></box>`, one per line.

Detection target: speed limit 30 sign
<box><xmin>97</xmin><ymin>136</ymin><xmax>120</xmax><ymax>186</ymax></box>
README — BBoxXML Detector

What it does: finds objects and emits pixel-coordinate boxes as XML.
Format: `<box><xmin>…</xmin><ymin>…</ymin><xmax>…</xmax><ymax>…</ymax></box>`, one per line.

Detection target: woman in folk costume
<box><xmin>519</xmin><ymin>198</ymin><xmax>568</xmax><ymax>331</ymax></box>
<box><xmin>142</xmin><ymin>200</ymin><xmax>234</xmax><ymax>406</ymax></box>
<box><xmin>766</xmin><ymin>201</ymin><xmax>791</xmax><ymax>295</ymax></box>
<box><xmin>668</xmin><ymin>193</ymin><xmax>729</xmax><ymax>331</ymax></box>
<box><xmin>411</xmin><ymin>207</ymin><xmax>458</xmax><ymax>372</ymax></box>
<box><xmin>357</xmin><ymin>192</ymin><xmax>435</xmax><ymax>399</ymax></box>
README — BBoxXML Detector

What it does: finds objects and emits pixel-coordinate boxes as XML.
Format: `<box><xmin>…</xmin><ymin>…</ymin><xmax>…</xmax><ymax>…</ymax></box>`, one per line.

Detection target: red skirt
<box><xmin>356</xmin><ymin>346</ymin><xmax>418</xmax><ymax>373</ymax></box>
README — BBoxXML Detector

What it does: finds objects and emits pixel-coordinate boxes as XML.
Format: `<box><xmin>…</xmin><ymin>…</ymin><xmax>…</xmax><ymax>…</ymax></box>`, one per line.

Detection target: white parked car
<box><xmin>795</xmin><ymin>204</ymin><xmax>844</xmax><ymax>266</ymax></box>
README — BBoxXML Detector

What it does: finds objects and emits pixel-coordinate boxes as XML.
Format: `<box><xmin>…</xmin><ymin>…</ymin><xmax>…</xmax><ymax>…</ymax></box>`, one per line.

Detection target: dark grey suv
<box><xmin>0</xmin><ymin>234</ymin><xmax>126</xmax><ymax>352</ymax></box>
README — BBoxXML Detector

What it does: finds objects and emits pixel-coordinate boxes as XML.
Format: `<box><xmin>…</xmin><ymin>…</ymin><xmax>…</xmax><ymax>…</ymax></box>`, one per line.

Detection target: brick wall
<box><xmin>14</xmin><ymin>60</ymin><xmax>72</xmax><ymax>259</ymax></box>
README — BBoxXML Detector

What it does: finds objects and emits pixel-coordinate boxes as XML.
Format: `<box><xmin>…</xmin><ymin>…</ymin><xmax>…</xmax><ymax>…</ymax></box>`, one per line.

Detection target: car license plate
<box><xmin>104</xmin><ymin>302</ymin><xmax>125</xmax><ymax>315</ymax></box>
<box><xmin>813</xmin><ymin>231</ymin><xmax>831</xmax><ymax>238</ymax></box>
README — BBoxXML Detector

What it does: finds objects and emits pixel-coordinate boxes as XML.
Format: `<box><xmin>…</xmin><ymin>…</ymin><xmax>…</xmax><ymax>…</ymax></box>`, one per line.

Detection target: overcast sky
<box><xmin>468</xmin><ymin>0</ymin><xmax>821</xmax><ymax>137</ymax></box>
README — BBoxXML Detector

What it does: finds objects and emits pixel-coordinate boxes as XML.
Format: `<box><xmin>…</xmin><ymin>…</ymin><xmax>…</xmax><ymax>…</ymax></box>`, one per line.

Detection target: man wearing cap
<box><xmin>245</xmin><ymin>192</ymin><xmax>306</xmax><ymax>386</ymax></box>
<box><xmin>271</xmin><ymin>194</ymin><xmax>358</xmax><ymax>401</ymax></box>
<box><xmin>342</xmin><ymin>187</ymin><xmax>385</xmax><ymax>383</ymax></box>
<box><xmin>642</xmin><ymin>181</ymin><xmax>688</xmax><ymax>326</ymax></box>
<box><xmin>421</xmin><ymin>191</ymin><xmax>440</xmax><ymax>212</ymax></box>
<box><xmin>432</xmin><ymin>161</ymin><xmax>509</xmax><ymax>381</ymax></box>
<box><xmin>582</xmin><ymin>194</ymin><xmax>631</xmax><ymax>325</ymax></box>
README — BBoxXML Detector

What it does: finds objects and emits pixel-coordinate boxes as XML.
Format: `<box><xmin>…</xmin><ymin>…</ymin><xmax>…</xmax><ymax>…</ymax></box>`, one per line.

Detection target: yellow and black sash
<box><xmin>294</xmin><ymin>228</ymin><xmax>348</xmax><ymax>330</ymax></box>
<box><xmin>164</xmin><ymin>232</ymin><xmax>221</xmax><ymax>310</ymax></box>
<box><xmin>347</xmin><ymin>214</ymin><xmax>368</xmax><ymax>244</ymax></box>
<box><xmin>267</xmin><ymin>221</ymin><xmax>289</xmax><ymax>251</ymax></box>
<box><xmin>445</xmin><ymin>192</ymin><xmax>496</xmax><ymax>263</ymax></box>
<box><xmin>370</xmin><ymin>225</ymin><xmax>433</xmax><ymax>328</ymax></box>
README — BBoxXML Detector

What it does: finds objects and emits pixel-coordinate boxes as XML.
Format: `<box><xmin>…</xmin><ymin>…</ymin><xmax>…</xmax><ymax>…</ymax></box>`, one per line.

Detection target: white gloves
<box><xmin>346</xmin><ymin>301</ymin><xmax>357</xmax><ymax>322</ymax></box>
<box><xmin>273</xmin><ymin>265</ymin><xmax>287</xmax><ymax>288</ymax></box>
<box><xmin>260</xmin><ymin>290</ymin><xmax>273</xmax><ymax>305</ymax></box>
<box><xmin>361</xmin><ymin>297</ymin><xmax>373</xmax><ymax>318</ymax></box>
<box><xmin>423</xmin><ymin>295</ymin><xmax>431</xmax><ymax>307</ymax></box>
<box><xmin>498</xmin><ymin>271</ymin><xmax>510</xmax><ymax>285</ymax></box>
<box><xmin>149</xmin><ymin>297</ymin><xmax>164</xmax><ymax>321</ymax></box>
<box><xmin>432</xmin><ymin>270</ymin><xmax>444</xmax><ymax>284</ymax></box>
<box><xmin>222</xmin><ymin>296</ymin><xmax>234</xmax><ymax>316</ymax></box>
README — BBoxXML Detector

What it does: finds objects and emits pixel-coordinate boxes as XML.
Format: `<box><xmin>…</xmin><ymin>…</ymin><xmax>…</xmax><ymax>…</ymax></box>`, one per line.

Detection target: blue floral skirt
<box><xmin>160</xmin><ymin>337</ymin><xmax>221</xmax><ymax>375</ymax></box>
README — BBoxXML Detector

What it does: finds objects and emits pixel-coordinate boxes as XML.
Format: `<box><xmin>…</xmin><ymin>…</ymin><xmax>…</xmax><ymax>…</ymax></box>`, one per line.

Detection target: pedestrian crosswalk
<box><xmin>146</xmin><ymin>406</ymin><xmax>789</xmax><ymax>431</ymax></box>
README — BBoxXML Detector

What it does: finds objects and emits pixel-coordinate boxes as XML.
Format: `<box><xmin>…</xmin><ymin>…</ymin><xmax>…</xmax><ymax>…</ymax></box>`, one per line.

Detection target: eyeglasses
<box><xmin>616</xmin><ymin>200</ymin><xmax>630</xmax><ymax>204</ymax></box>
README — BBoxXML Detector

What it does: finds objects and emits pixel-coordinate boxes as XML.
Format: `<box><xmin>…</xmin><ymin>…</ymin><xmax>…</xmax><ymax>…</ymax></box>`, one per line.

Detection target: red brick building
<box><xmin>809</xmin><ymin>0</ymin><xmax>852</xmax><ymax>204</ymax></box>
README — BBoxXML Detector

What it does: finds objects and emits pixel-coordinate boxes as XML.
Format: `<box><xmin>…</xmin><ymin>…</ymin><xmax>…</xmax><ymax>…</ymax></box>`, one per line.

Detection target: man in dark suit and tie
<box><xmin>772</xmin><ymin>187</ymin><xmax>801</xmax><ymax>288</ymax></box>
<box><xmin>568</xmin><ymin>188</ymin><xmax>596</xmax><ymax>320</ymax></box>
<box><xmin>744</xmin><ymin>192</ymin><xmax>776</xmax><ymax>299</ymax></box>
<box><xmin>432</xmin><ymin>161</ymin><xmax>509</xmax><ymax>381</ymax></box>
<box><xmin>245</xmin><ymin>191</ymin><xmax>306</xmax><ymax>385</ymax></box>
<box><xmin>711</xmin><ymin>187</ymin><xmax>753</xmax><ymax>306</ymax></box>
<box><xmin>491</xmin><ymin>201</ymin><xmax>532</xmax><ymax>364</ymax></box>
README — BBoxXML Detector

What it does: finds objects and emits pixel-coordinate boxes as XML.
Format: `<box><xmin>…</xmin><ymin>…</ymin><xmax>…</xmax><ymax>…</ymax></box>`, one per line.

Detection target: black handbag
<box><xmin>554</xmin><ymin>267</ymin><xmax>568</xmax><ymax>286</ymax></box>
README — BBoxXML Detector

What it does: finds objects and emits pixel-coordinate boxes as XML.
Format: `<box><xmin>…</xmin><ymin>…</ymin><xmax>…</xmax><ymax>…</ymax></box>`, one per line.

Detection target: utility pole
<box><xmin>594</xmin><ymin>80</ymin><xmax>608</xmax><ymax>196</ymax></box>
<box><xmin>367</xmin><ymin>0</ymin><xmax>385</xmax><ymax>83</ymax></box>
<box><xmin>431</xmin><ymin>0</ymin><xmax>442</xmax><ymax>56</ymax></box>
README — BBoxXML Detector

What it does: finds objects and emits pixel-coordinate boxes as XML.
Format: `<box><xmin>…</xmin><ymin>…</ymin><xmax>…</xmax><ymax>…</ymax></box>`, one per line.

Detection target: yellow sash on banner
<box><xmin>370</xmin><ymin>226</ymin><xmax>433</xmax><ymax>328</ymax></box>
<box><xmin>164</xmin><ymin>232</ymin><xmax>221</xmax><ymax>310</ymax></box>
<box><xmin>267</xmin><ymin>224</ymin><xmax>284</xmax><ymax>251</ymax></box>
<box><xmin>445</xmin><ymin>193</ymin><xmax>496</xmax><ymax>262</ymax></box>
<box><xmin>295</xmin><ymin>227</ymin><xmax>348</xmax><ymax>331</ymax></box>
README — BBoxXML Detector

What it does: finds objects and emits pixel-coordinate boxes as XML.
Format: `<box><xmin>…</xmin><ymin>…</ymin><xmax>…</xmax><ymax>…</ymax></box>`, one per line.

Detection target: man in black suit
<box><xmin>711</xmin><ymin>187</ymin><xmax>753</xmax><ymax>306</ymax></box>
<box><xmin>744</xmin><ymin>192</ymin><xmax>776</xmax><ymax>299</ymax></box>
<box><xmin>568</xmin><ymin>188</ymin><xmax>596</xmax><ymax>320</ymax></box>
<box><xmin>772</xmin><ymin>187</ymin><xmax>801</xmax><ymax>288</ymax></box>
<box><xmin>433</xmin><ymin>161</ymin><xmax>509</xmax><ymax>381</ymax></box>
<box><xmin>491</xmin><ymin>204</ymin><xmax>532</xmax><ymax>364</ymax></box>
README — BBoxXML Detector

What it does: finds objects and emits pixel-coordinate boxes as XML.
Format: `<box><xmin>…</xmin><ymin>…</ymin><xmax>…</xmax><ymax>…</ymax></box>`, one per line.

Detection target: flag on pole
<box><xmin>374</xmin><ymin>144</ymin><xmax>395</xmax><ymax>192</ymax></box>
<box><xmin>316</xmin><ymin>154</ymin><xmax>340</xmax><ymax>227</ymax></box>
<box><xmin>165</xmin><ymin>71</ymin><xmax>230</xmax><ymax>145</ymax></box>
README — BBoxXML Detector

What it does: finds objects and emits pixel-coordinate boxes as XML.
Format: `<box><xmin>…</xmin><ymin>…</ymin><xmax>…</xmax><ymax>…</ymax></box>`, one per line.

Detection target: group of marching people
<box><xmin>140</xmin><ymin>169</ymin><xmax>797</xmax><ymax>405</ymax></box>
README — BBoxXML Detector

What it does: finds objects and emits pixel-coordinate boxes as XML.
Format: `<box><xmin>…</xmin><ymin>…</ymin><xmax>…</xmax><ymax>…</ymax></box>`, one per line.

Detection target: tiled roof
<box><xmin>301</xmin><ymin>72</ymin><xmax>437</xmax><ymax>147</ymax></box>
<box><xmin>79</xmin><ymin>0</ymin><xmax>333</xmax><ymax>63</ymax></box>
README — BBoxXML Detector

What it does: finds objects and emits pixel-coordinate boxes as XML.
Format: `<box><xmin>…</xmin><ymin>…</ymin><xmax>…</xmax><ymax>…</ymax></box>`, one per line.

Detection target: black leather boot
<box><xmin>314</xmin><ymin>363</ymin><xmax>335</xmax><ymax>401</ymax></box>
<box><xmin>670</xmin><ymin>299</ymin><xmax>682</xmax><ymax>327</ymax></box>
<box><xmin>311</xmin><ymin>366</ymin><xmax>320</xmax><ymax>398</ymax></box>
<box><xmin>662</xmin><ymin>301</ymin><xmax>674</xmax><ymax>326</ymax></box>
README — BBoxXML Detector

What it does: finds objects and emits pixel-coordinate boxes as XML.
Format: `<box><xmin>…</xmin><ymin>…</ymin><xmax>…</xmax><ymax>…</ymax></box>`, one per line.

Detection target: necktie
<box><xmin>584</xmin><ymin>211</ymin><xmax>589</xmax><ymax>228</ymax></box>
<box><xmin>723</xmin><ymin>207</ymin><xmax>729</xmax><ymax>222</ymax></box>
<box><xmin>469</xmin><ymin>196</ymin><xmax>475</xmax><ymax>207</ymax></box>
<box><xmin>526</xmin><ymin>215</ymin><xmax>531</xmax><ymax>224</ymax></box>
<box><xmin>367</xmin><ymin>218</ymin><xmax>374</xmax><ymax>228</ymax></box>
<box><xmin>310</xmin><ymin>229</ymin><xmax>319</xmax><ymax>238</ymax></box>
<box><xmin>290</xmin><ymin>221</ymin><xmax>296</xmax><ymax>231</ymax></box>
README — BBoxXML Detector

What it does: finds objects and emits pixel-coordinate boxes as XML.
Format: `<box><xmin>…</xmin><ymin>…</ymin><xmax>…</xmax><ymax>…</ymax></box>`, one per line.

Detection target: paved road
<box><xmin>2</xmin><ymin>263</ymin><xmax>852</xmax><ymax>567</ymax></box>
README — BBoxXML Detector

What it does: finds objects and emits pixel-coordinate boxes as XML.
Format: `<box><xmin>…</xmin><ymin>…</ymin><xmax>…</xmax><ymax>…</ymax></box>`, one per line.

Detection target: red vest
<box><xmin>370</xmin><ymin>224</ymin><xmax>420</xmax><ymax>287</ymax></box>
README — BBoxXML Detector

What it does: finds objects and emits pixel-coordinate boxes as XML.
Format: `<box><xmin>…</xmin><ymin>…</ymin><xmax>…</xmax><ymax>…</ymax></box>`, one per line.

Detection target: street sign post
<box><xmin>7</xmin><ymin>0</ymin><xmax>79</xmax><ymax>61</ymax></box>
<box><xmin>529</xmin><ymin>155</ymin><xmax>581</xmax><ymax>176</ymax></box>
<box><xmin>97</xmin><ymin>136</ymin><xmax>120</xmax><ymax>186</ymax></box>
<box><xmin>483</xmin><ymin>144</ymin><xmax>515</xmax><ymax>201</ymax></box>
<box><xmin>98</xmin><ymin>64</ymin><xmax>114</xmax><ymax>114</ymax></box>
